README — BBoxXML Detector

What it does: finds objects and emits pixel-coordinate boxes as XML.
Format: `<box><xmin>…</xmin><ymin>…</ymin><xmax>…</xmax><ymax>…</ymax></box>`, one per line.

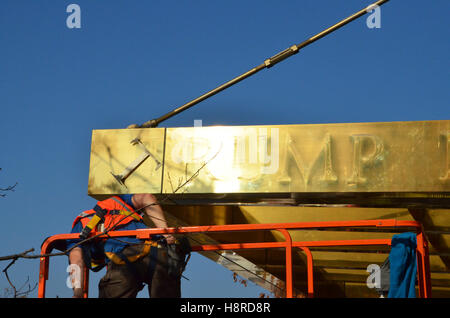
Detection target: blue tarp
<box><xmin>388</xmin><ymin>232</ymin><xmax>417</xmax><ymax>298</ymax></box>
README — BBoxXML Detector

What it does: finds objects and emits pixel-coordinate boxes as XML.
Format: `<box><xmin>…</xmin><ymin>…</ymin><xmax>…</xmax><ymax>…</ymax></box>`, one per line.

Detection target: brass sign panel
<box><xmin>162</xmin><ymin>120</ymin><xmax>450</xmax><ymax>195</ymax></box>
<box><xmin>88</xmin><ymin>128</ymin><xmax>165</xmax><ymax>197</ymax></box>
<box><xmin>88</xmin><ymin>120</ymin><xmax>450</xmax><ymax>201</ymax></box>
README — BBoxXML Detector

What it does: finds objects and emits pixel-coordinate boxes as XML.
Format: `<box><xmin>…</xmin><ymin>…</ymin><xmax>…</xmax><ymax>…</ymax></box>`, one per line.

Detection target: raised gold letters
<box><xmin>347</xmin><ymin>134</ymin><xmax>384</xmax><ymax>187</ymax></box>
<box><xmin>279</xmin><ymin>133</ymin><xmax>337</xmax><ymax>189</ymax></box>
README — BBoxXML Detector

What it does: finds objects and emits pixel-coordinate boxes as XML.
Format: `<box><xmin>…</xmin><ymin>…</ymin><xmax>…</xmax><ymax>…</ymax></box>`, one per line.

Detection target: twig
<box><xmin>3</xmin><ymin>260</ymin><xmax>18</xmax><ymax>297</ymax></box>
<box><xmin>0</xmin><ymin>248</ymin><xmax>35</xmax><ymax>262</ymax></box>
<box><xmin>0</xmin><ymin>183</ymin><xmax>17</xmax><ymax>197</ymax></box>
<box><xmin>0</xmin><ymin>168</ymin><xmax>18</xmax><ymax>197</ymax></box>
<box><xmin>2</xmin><ymin>250</ymin><xmax>37</xmax><ymax>298</ymax></box>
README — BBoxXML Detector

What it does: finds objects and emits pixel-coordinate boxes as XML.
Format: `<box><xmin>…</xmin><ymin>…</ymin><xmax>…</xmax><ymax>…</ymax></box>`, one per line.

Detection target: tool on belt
<box><xmin>79</xmin><ymin>206</ymin><xmax>108</xmax><ymax>240</ymax></box>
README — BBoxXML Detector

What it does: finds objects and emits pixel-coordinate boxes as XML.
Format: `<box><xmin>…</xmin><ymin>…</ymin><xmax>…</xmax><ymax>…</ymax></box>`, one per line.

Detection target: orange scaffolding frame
<box><xmin>38</xmin><ymin>219</ymin><xmax>431</xmax><ymax>298</ymax></box>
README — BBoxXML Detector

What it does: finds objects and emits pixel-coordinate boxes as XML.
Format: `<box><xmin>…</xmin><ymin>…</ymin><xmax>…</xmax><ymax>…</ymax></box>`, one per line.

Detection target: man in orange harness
<box><xmin>66</xmin><ymin>193</ymin><xmax>190</xmax><ymax>298</ymax></box>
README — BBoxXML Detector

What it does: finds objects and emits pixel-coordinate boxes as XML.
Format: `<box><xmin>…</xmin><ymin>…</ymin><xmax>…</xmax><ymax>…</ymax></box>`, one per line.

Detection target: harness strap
<box><xmin>104</xmin><ymin>240</ymin><xmax>157</xmax><ymax>265</ymax></box>
<box><xmin>111</xmin><ymin>197</ymin><xmax>140</xmax><ymax>216</ymax></box>
<box><xmin>79</xmin><ymin>197</ymin><xmax>142</xmax><ymax>239</ymax></box>
<box><xmin>111</xmin><ymin>243</ymin><xmax>159</xmax><ymax>286</ymax></box>
<box><xmin>79</xmin><ymin>206</ymin><xmax>107</xmax><ymax>239</ymax></box>
<box><xmin>110</xmin><ymin>196</ymin><xmax>153</xmax><ymax>227</ymax></box>
<box><xmin>110</xmin><ymin>209</ymin><xmax>142</xmax><ymax>222</ymax></box>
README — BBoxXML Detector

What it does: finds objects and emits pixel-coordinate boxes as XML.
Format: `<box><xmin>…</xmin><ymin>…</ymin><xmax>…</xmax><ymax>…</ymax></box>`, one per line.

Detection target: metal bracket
<box><xmin>111</xmin><ymin>138</ymin><xmax>162</xmax><ymax>186</ymax></box>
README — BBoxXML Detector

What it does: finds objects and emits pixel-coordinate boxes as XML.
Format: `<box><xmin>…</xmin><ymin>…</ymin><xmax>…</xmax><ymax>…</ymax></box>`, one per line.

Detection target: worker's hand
<box><xmin>73</xmin><ymin>288</ymin><xmax>84</xmax><ymax>298</ymax></box>
<box><xmin>164</xmin><ymin>234</ymin><xmax>176</xmax><ymax>245</ymax></box>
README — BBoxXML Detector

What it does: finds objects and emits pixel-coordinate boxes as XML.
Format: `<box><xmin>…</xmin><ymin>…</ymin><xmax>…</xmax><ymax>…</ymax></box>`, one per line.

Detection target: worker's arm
<box><xmin>68</xmin><ymin>247</ymin><xmax>85</xmax><ymax>298</ymax></box>
<box><xmin>132</xmin><ymin>193</ymin><xmax>176</xmax><ymax>244</ymax></box>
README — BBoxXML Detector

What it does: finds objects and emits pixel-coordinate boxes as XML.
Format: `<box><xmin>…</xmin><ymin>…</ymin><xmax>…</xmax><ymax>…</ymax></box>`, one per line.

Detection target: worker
<box><xmin>66</xmin><ymin>193</ymin><xmax>190</xmax><ymax>298</ymax></box>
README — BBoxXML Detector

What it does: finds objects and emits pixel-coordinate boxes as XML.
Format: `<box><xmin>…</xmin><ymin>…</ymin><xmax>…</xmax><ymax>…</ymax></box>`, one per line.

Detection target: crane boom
<box><xmin>131</xmin><ymin>0</ymin><xmax>389</xmax><ymax>128</ymax></box>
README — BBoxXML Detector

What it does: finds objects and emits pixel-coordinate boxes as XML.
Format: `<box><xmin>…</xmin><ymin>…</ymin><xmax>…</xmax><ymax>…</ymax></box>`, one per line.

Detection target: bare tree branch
<box><xmin>0</xmin><ymin>168</ymin><xmax>18</xmax><ymax>198</ymax></box>
<box><xmin>2</xmin><ymin>250</ymin><xmax>37</xmax><ymax>298</ymax></box>
<box><xmin>0</xmin><ymin>248</ymin><xmax>35</xmax><ymax>262</ymax></box>
<box><xmin>15</xmin><ymin>276</ymin><xmax>37</xmax><ymax>298</ymax></box>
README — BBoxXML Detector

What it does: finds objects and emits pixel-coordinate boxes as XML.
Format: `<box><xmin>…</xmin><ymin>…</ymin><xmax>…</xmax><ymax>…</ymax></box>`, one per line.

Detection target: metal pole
<box><xmin>279</xmin><ymin>229</ymin><xmax>294</xmax><ymax>298</ymax></box>
<box><xmin>132</xmin><ymin>0</ymin><xmax>390</xmax><ymax>128</ymax></box>
<box><xmin>299</xmin><ymin>247</ymin><xmax>314</xmax><ymax>298</ymax></box>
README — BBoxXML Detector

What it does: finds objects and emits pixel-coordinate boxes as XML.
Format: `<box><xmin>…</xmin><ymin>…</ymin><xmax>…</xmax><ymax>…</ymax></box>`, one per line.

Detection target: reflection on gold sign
<box><xmin>88</xmin><ymin>128</ymin><xmax>165</xmax><ymax>196</ymax></box>
<box><xmin>88</xmin><ymin>121</ymin><xmax>450</xmax><ymax>198</ymax></box>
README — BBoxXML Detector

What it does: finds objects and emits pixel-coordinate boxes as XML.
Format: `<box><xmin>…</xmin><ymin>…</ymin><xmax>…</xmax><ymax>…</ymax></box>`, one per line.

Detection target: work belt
<box><xmin>107</xmin><ymin>238</ymin><xmax>191</xmax><ymax>282</ymax></box>
<box><xmin>105</xmin><ymin>240</ymin><xmax>160</xmax><ymax>265</ymax></box>
<box><xmin>107</xmin><ymin>241</ymin><xmax>160</xmax><ymax>288</ymax></box>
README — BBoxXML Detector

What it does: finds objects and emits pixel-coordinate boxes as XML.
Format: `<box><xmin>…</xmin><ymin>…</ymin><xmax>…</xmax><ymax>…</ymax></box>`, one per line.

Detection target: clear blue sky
<box><xmin>0</xmin><ymin>0</ymin><xmax>448</xmax><ymax>298</ymax></box>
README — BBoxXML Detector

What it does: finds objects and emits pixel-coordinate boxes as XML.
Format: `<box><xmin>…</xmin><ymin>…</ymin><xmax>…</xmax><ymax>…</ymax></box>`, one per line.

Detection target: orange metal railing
<box><xmin>38</xmin><ymin>219</ymin><xmax>431</xmax><ymax>298</ymax></box>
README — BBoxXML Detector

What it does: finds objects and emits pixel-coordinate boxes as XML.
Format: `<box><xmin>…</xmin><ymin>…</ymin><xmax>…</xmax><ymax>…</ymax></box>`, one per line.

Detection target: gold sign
<box><xmin>88</xmin><ymin>120</ymin><xmax>450</xmax><ymax>200</ymax></box>
<box><xmin>88</xmin><ymin>128</ymin><xmax>165</xmax><ymax>197</ymax></box>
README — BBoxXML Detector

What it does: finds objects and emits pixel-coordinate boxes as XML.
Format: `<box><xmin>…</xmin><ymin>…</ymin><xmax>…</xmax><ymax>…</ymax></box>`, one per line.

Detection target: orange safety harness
<box><xmin>72</xmin><ymin>196</ymin><xmax>156</xmax><ymax>269</ymax></box>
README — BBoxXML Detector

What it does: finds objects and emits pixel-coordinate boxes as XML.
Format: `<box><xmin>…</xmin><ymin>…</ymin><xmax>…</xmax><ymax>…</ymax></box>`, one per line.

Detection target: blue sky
<box><xmin>0</xmin><ymin>0</ymin><xmax>448</xmax><ymax>298</ymax></box>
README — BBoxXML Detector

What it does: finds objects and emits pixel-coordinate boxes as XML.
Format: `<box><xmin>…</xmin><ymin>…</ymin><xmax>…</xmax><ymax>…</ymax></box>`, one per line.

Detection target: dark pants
<box><xmin>98</xmin><ymin>244</ymin><xmax>181</xmax><ymax>298</ymax></box>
